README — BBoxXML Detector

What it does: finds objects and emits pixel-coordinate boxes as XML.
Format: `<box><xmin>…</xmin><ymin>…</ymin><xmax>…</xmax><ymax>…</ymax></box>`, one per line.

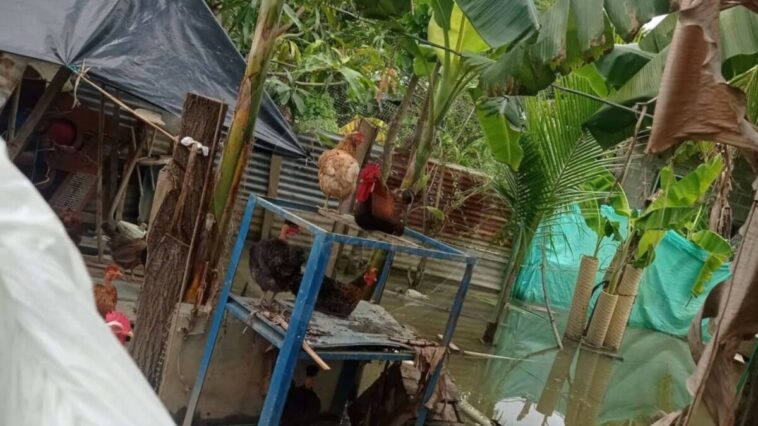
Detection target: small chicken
<box><xmin>302</xmin><ymin>267</ymin><xmax>378</xmax><ymax>318</ymax></box>
<box><xmin>249</xmin><ymin>221</ymin><xmax>308</xmax><ymax>306</ymax></box>
<box><xmin>94</xmin><ymin>265</ymin><xmax>123</xmax><ymax>318</ymax></box>
<box><xmin>105</xmin><ymin>310</ymin><xmax>133</xmax><ymax>345</ymax></box>
<box><xmin>103</xmin><ymin>221</ymin><xmax>147</xmax><ymax>280</ymax></box>
<box><xmin>354</xmin><ymin>162</ymin><xmax>405</xmax><ymax>236</ymax></box>
<box><xmin>318</xmin><ymin>132</ymin><xmax>364</xmax><ymax>210</ymax></box>
<box><xmin>58</xmin><ymin>208</ymin><xmax>83</xmax><ymax>246</ymax></box>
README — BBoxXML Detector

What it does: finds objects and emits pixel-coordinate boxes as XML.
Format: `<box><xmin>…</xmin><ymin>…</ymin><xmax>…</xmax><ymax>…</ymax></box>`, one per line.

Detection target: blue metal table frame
<box><xmin>182</xmin><ymin>194</ymin><xmax>477</xmax><ymax>426</ymax></box>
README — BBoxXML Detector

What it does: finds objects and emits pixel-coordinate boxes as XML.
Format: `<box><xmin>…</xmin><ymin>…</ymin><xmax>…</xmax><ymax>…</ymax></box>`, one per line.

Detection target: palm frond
<box><xmin>492</xmin><ymin>75</ymin><xmax>625</xmax><ymax>244</ymax></box>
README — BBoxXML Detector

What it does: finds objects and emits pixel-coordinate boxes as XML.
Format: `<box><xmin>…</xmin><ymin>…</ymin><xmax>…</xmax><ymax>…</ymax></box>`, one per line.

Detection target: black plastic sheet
<box><xmin>0</xmin><ymin>0</ymin><xmax>307</xmax><ymax>158</ymax></box>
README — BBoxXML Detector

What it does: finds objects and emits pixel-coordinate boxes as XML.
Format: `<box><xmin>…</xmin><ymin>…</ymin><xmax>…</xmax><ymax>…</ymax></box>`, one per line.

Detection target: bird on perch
<box><xmin>317</xmin><ymin>132</ymin><xmax>365</xmax><ymax>211</ymax></box>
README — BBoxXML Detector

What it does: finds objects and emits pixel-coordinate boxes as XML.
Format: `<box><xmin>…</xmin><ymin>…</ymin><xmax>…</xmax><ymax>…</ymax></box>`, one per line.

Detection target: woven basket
<box><xmin>604</xmin><ymin>265</ymin><xmax>643</xmax><ymax>350</ymax></box>
<box><xmin>564</xmin><ymin>256</ymin><xmax>599</xmax><ymax>341</ymax></box>
<box><xmin>585</xmin><ymin>291</ymin><xmax>618</xmax><ymax>347</ymax></box>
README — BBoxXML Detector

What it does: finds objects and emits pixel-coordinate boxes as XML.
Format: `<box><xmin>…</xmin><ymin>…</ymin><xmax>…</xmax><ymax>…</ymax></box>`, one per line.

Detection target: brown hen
<box><xmin>93</xmin><ymin>265</ymin><xmax>123</xmax><ymax>318</ymax></box>
<box><xmin>318</xmin><ymin>132</ymin><xmax>364</xmax><ymax>209</ymax></box>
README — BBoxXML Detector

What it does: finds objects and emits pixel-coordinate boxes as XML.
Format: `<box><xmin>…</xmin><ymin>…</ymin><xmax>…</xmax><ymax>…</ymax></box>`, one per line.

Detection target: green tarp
<box><xmin>512</xmin><ymin>206</ymin><xmax>732</xmax><ymax>337</ymax></box>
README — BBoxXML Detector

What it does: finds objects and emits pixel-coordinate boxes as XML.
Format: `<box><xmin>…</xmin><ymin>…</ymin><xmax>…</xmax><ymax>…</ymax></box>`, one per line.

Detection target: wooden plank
<box><xmin>7</xmin><ymin>82</ymin><xmax>21</xmax><ymax>140</ymax></box>
<box><xmin>131</xmin><ymin>94</ymin><xmax>227</xmax><ymax>390</ymax></box>
<box><xmin>97</xmin><ymin>92</ymin><xmax>105</xmax><ymax>261</ymax></box>
<box><xmin>7</xmin><ymin>67</ymin><xmax>71</xmax><ymax>159</ymax></box>
<box><xmin>261</xmin><ymin>154</ymin><xmax>283</xmax><ymax>239</ymax></box>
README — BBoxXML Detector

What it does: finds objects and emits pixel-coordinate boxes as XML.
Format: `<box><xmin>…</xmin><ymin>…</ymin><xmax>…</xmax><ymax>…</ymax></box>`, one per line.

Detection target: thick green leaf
<box><xmin>456</xmin><ymin>0</ymin><xmax>539</xmax><ymax>48</ymax></box>
<box><xmin>594</xmin><ymin>44</ymin><xmax>654</xmax><ymax>89</ymax></box>
<box><xmin>574</xmin><ymin>64</ymin><xmax>611</xmax><ymax>96</ymax></box>
<box><xmin>426</xmin><ymin>206</ymin><xmax>446</xmax><ymax>221</ymax></box>
<box><xmin>468</xmin><ymin>44</ymin><xmax>557</xmax><ymax>95</ymax></box>
<box><xmin>572</xmin><ymin>0</ymin><xmax>608</xmax><ymax>55</ymax></box>
<box><xmin>636</xmin><ymin>157</ymin><xmax>725</xmax><ymax>231</ymax></box>
<box><xmin>353</xmin><ymin>0</ymin><xmax>412</xmax><ymax>18</ymax></box>
<box><xmin>720</xmin><ymin>6</ymin><xmax>758</xmax><ymax>79</ymax></box>
<box><xmin>532</xmin><ymin>0</ymin><xmax>571</xmax><ymax>69</ymax></box>
<box><xmin>583</xmin><ymin>47</ymin><xmax>667</xmax><ymax>148</ymax></box>
<box><xmin>689</xmin><ymin>230</ymin><xmax>732</xmax><ymax>296</ymax></box>
<box><xmin>428</xmin><ymin>3</ymin><xmax>489</xmax><ymax>60</ymax></box>
<box><xmin>639</xmin><ymin>13</ymin><xmax>677</xmax><ymax>53</ymax></box>
<box><xmin>634</xmin><ymin>229</ymin><xmax>665</xmax><ymax>268</ymax></box>
<box><xmin>431</xmin><ymin>0</ymin><xmax>455</xmax><ymax>30</ymax></box>
<box><xmin>475</xmin><ymin>96</ymin><xmax>524</xmax><ymax>169</ymax></box>
<box><xmin>604</xmin><ymin>0</ymin><xmax>672</xmax><ymax>41</ymax></box>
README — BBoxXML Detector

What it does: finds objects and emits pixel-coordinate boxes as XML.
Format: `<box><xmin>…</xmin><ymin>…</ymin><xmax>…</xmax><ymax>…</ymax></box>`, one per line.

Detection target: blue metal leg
<box><xmin>258</xmin><ymin>233</ymin><xmax>334</xmax><ymax>425</ymax></box>
<box><xmin>371</xmin><ymin>250</ymin><xmax>395</xmax><ymax>303</ymax></box>
<box><xmin>181</xmin><ymin>196</ymin><xmax>257</xmax><ymax>426</ymax></box>
<box><xmin>415</xmin><ymin>261</ymin><xmax>476</xmax><ymax>426</ymax></box>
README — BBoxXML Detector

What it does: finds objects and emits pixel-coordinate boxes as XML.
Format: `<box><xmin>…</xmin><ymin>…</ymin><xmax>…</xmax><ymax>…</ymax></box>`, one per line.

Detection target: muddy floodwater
<box><xmin>375</xmin><ymin>283</ymin><xmax>703</xmax><ymax>426</ymax></box>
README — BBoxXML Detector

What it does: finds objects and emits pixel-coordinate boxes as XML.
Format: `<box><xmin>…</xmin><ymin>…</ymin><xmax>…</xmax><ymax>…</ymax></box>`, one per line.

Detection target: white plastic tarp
<box><xmin>0</xmin><ymin>137</ymin><xmax>174</xmax><ymax>426</ymax></box>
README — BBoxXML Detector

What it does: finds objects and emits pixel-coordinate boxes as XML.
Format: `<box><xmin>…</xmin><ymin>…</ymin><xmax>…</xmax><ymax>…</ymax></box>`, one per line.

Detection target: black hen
<box><xmin>249</xmin><ymin>221</ymin><xmax>307</xmax><ymax>303</ymax></box>
<box><xmin>281</xmin><ymin>366</ymin><xmax>323</xmax><ymax>426</ymax></box>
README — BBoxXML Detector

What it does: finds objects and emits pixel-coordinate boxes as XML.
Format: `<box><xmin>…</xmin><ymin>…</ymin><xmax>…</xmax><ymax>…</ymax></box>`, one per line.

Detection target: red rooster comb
<box><xmin>349</xmin><ymin>132</ymin><xmax>364</xmax><ymax>143</ymax></box>
<box><xmin>360</xmin><ymin>163</ymin><xmax>382</xmax><ymax>180</ymax></box>
<box><xmin>105</xmin><ymin>311</ymin><xmax>133</xmax><ymax>344</ymax></box>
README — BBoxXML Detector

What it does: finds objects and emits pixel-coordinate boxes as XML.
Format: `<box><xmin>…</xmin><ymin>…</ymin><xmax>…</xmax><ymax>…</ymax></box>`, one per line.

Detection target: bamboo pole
<box><xmin>565</xmin><ymin>256</ymin><xmax>599</xmax><ymax>340</ymax></box>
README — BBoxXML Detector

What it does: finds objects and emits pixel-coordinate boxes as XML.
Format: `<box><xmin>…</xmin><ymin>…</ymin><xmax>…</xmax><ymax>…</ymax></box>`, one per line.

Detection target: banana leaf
<box><xmin>593</xmin><ymin>44</ymin><xmax>654</xmax><ymax>90</ymax></box>
<box><xmin>603</xmin><ymin>0</ymin><xmax>672</xmax><ymax>41</ymax></box>
<box><xmin>455</xmin><ymin>0</ymin><xmax>539</xmax><ymax>49</ymax></box>
<box><xmin>585</xmin><ymin>6</ymin><xmax>758</xmax><ymax>148</ymax></box>
<box><xmin>353</xmin><ymin>0</ymin><xmax>412</xmax><ymax>18</ymax></box>
<box><xmin>690</xmin><ymin>230</ymin><xmax>733</xmax><ymax>296</ymax></box>
<box><xmin>474</xmin><ymin>95</ymin><xmax>524</xmax><ymax>169</ymax></box>
<box><xmin>636</xmin><ymin>157</ymin><xmax>724</xmax><ymax>231</ymax></box>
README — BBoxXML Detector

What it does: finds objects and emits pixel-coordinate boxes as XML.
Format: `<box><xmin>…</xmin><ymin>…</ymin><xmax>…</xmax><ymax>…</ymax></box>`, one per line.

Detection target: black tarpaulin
<box><xmin>0</xmin><ymin>0</ymin><xmax>307</xmax><ymax>158</ymax></box>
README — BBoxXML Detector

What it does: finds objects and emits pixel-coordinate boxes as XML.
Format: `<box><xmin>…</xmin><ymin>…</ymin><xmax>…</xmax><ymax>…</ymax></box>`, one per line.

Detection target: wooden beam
<box><xmin>7</xmin><ymin>67</ymin><xmax>71</xmax><ymax>160</ymax></box>
<box><xmin>131</xmin><ymin>94</ymin><xmax>227</xmax><ymax>390</ymax></box>
<box><xmin>7</xmin><ymin>82</ymin><xmax>21</xmax><ymax>140</ymax></box>
<box><xmin>96</xmin><ymin>92</ymin><xmax>105</xmax><ymax>262</ymax></box>
<box><xmin>261</xmin><ymin>154</ymin><xmax>283</xmax><ymax>239</ymax></box>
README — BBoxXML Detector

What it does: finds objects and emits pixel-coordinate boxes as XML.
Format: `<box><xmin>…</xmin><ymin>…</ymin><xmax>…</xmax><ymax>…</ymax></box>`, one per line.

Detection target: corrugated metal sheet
<box><xmin>68</xmin><ymin>84</ymin><xmax>509</xmax><ymax>292</ymax></box>
<box><xmin>233</xmin><ymin>135</ymin><xmax>509</xmax><ymax>292</ymax></box>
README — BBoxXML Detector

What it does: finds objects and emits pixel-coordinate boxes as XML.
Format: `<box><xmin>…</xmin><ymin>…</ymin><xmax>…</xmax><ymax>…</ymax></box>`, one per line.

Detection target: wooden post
<box><xmin>108</xmin><ymin>98</ymin><xmax>121</xmax><ymax>210</ymax></box>
<box><xmin>130</xmin><ymin>94</ymin><xmax>227</xmax><ymax>389</ymax></box>
<box><xmin>7</xmin><ymin>83</ymin><xmax>21</xmax><ymax>140</ymax></box>
<box><xmin>97</xmin><ymin>93</ymin><xmax>106</xmax><ymax>262</ymax></box>
<box><xmin>7</xmin><ymin>67</ymin><xmax>70</xmax><ymax>159</ymax></box>
<box><xmin>326</xmin><ymin>118</ymin><xmax>378</xmax><ymax>276</ymax></box>
<box><xmin>261</xmin><ymin>154</ymin><xmax>283</xmax><ymax>239</ymax></box>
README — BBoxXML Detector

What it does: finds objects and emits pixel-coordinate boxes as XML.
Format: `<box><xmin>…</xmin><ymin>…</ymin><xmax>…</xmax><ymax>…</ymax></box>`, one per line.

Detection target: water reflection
<box><xmin>483</xmin><ymin>307</ymin><xmax>694</xmax><ymax>425</ymax></box>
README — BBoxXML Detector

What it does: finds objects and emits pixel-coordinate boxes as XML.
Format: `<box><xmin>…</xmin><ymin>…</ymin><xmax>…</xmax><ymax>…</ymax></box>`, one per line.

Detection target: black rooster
<box><xmin>249</xmin><ymin>221</ymin><xmax>307</xmax><ymax>306</ymax></box>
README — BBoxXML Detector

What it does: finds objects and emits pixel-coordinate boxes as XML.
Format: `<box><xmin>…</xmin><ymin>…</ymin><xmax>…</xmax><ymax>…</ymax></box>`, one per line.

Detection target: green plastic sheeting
<box><xmin>511</xmin><ymin>206</ymin><xmax>732</xmax><ymax>337</ymax></box>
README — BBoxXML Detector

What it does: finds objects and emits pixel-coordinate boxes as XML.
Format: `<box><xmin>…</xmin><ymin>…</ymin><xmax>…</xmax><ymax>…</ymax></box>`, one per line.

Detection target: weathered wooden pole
<box><xmin>131</xmin><ymin>94</ymin><xmax>227</xmax><ymax>389</ymax></box>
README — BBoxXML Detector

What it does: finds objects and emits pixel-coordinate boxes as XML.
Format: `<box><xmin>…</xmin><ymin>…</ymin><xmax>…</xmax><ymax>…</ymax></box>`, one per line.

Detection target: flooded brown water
<box><xmin>377</xmin><ymin>284</ymin><xmax>700</xmax><ymax>426</ymax></box>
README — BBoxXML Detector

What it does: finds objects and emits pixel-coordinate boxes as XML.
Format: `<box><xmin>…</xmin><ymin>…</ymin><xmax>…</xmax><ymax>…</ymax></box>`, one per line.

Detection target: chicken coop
<box><xmin>182</xmin><ymin>194</ymin><xmax>477</xmax><ymax>426</ymax></box>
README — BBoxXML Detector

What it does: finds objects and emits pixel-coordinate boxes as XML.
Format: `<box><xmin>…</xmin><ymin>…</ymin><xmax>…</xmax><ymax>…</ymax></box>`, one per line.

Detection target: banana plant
<box><xmin>400</xmin><ymin>1</ymin><xmax>492</xmax><ymax>192</ymax></box>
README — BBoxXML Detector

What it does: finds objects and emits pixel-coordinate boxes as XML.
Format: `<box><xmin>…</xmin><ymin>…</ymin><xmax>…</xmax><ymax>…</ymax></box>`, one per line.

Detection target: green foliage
<box><xmin>294</xmin><ymin>92</ymin><xmax>340</xmax><ymax>133</ymax></box>
<box><xmin>689</xmin><ymin>230</ymin><xmax>733</xmax><ymax>296</ymax></box>
<box><xmin>493</xmin><ymin>76</ymin><xmax>621</xmax><ymax>254</ymax></box>
<box><xmin>473</xmin><ymin>94</ymin><xmax>524</xmax><ymax>169</ymax></box>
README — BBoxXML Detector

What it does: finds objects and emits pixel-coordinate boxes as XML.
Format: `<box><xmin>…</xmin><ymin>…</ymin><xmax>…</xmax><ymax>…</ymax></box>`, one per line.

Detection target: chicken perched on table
<box><xmin>93</xmin><ymin>264</ymin><xmax>123</xmax><ymax>318</ymax></box>
<box><xmin>318</xmin><ymin>132</ymin><xmax>364</xmax><ymax>210</ymax></box>
<box><xmin>249</xmin><ymin>221</ymin><xmax>308</xmax><ymax>306</ymax></box>
<box><xmin>291</xmin><ymin>267</ymin><xmax>378</xmax><ymax>318</ymax></box>
<box><xmin>354</xmin><ymin>162</ymin><xmax>405</xmax><ymax>236</ymax></box>
<box><xmin>58</xmin><ymin>207</ymin><xmax>83</xmax><ymax>246</ymax></box>
<box><xmin>103</xmin><ymin>221</ymin><xmax>147</xmax><ymax>279</ymax></box>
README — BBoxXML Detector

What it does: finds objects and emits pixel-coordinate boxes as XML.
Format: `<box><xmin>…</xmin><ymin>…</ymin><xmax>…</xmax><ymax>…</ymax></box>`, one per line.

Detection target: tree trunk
<box><xmin>131</xmin><ymin>94</ymin><xmax>227</xmax><ymax>389</ymax></box>
<box><xmin>401</xmin><ymin>74</ymin><xmax>436</xmax><ymax>193</ymax></box>
<box><xmin>382</xmin><ymin>74</ymin><xmax>419</xmax><ymax>183</ymax></box>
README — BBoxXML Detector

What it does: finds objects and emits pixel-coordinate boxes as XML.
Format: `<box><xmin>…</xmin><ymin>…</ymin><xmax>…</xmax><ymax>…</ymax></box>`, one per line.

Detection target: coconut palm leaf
<box><xmin>493</xmin><ymin>76</ymin><xmax>623</xmax><ymax>244</ymax></box>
